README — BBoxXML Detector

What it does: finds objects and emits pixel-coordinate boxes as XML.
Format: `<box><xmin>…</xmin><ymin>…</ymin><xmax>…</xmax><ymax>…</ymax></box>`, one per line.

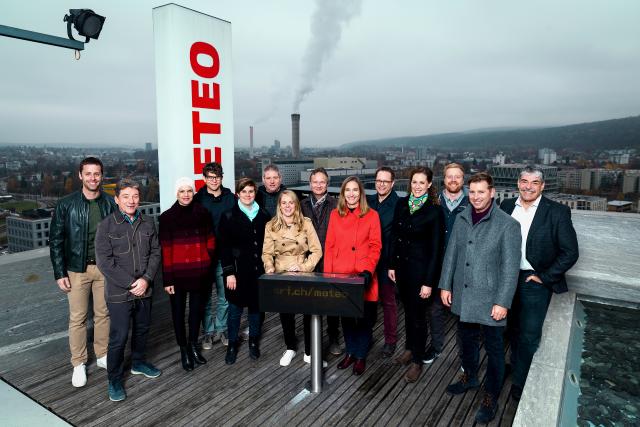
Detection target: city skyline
<box><xmin>2</xmin><ymin>0</ymin><xmax>640</xmax><ymax>148</ymax></box>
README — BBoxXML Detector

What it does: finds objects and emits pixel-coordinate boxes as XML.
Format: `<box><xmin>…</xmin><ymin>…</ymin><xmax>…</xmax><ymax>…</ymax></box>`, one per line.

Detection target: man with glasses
<box><xmin>367</xmin><ymin>166</ymin><xmax>400</xmax><ymax>358</ymax></box>
<box><xmin>194</xmin><ymin>162</ymin><xmax>236</xmax><ymax>349</ymax></box>
<box><xmin>500</xmin><ymin>166</ymin><xmax>579</xmax><ymax>401</ymax></box>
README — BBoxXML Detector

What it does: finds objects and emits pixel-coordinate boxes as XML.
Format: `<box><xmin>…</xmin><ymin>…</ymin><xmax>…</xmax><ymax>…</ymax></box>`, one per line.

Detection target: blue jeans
<box><xmin>508</xmin><ymin>272</ymin><xmax>553</xmax><ymax>389</ymax></box>
<box><xmin>202</xmin><ymin>261</ymin><xmax>228</xmax><ymax>335</ymax></box>
<box><xmin>227</xmin><ymin>303</ymin><xmax>261</xmax><ymax>343</ymax></box>
<box><xmin>341</xmin><ymin>302</ymin><xmax>377</xmax><ymax>359</ymax></box>
<box><xmin>458</xmin><ymin>321</ymin><xmax>505</xmax><ymax>398</ymax></box>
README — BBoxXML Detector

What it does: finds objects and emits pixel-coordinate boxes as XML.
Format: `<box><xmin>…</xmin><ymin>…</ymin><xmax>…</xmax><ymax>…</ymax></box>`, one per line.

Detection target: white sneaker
<box><xmin>96</xmin><ymin>355</ymin><xmax>107</xmax><ymax>369</ymax></box>
<box><xmin>279</xmin><ymin>349</ymin><xmax>297</xmax><ymax>366</ymax></box>
<box><xmin>303</xmin><ymin>354</ymin><xmax>328</xmax><ymax>367</ymax></box>
<box><xmin>72</xmin><ymin>363</ymin><xmax>87</xmax><ymax>387</ymax></box>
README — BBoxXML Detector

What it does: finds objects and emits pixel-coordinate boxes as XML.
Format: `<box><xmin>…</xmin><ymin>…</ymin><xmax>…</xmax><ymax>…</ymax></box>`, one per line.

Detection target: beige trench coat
<box><xmin>262</xmin><ymin>217</ymin><xmax>322</xmax><ymax>273</ymax></box>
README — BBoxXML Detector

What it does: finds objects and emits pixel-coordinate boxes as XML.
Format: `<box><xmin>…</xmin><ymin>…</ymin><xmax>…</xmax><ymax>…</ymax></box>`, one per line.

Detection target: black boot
<box><xmin>225</xmin><ymin>341</ymin><xmax>238</xmax><ymax>365</ymax></box>
<box><xmin>180</xmin><ymin>346</ymin><xmax>194</xmax><ymax>372</ymax></box>
<box><xmin>249</xmin><ymin>337</ymin><xmax>261</xmax><ymax>360</ymax></box>
<box><xmin>188</xmin><ymin>342</ymin><xmax>207</xmax><ymax>365</ymax></box>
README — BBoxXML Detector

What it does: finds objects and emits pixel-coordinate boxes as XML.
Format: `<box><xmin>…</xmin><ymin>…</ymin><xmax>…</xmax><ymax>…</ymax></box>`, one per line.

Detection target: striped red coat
<box><xmin>159</xmin><ymin>201</ymin><xmax>215</xmax><ymax>291</ymax></box>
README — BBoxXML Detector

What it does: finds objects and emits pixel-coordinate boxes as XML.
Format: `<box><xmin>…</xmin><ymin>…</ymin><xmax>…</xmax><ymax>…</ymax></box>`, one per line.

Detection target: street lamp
<box><xmin>64</xmin><ymin>9</ymin><xmax>106</xmax><ymax>43</ymax></box>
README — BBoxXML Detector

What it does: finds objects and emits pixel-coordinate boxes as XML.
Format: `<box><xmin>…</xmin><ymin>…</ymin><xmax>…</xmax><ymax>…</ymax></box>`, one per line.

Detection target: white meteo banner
<box><xmin>153</xmin><ymin>4</ymin><xmax>234</xmax><ymax>212</ymax></box>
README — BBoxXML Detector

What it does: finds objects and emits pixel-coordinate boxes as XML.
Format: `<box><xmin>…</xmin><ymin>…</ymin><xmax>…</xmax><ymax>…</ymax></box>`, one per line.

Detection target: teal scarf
<box><xmin>408</xmin><ymin>193</ymin><xmax>428</xmax><ymax>214</ymax></box>
<box><xmin>238</xmin><ymin>200</ymin><xmax>259</xmax><ymax>221</ymax></box>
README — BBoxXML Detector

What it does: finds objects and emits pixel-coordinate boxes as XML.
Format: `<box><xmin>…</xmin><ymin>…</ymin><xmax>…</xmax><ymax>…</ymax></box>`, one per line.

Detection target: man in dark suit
<box><xmin>500</xmin><ymin>165</ymin><xmax>579</xmax><ymax>401</ymax></box>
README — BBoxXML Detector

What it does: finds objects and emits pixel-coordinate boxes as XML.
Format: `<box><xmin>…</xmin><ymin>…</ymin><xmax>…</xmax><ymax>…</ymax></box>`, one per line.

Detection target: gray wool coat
<box><xmin>438</xmin><ymin>202</ymin><xmax>521</xmax><ymax>327</ymax></box>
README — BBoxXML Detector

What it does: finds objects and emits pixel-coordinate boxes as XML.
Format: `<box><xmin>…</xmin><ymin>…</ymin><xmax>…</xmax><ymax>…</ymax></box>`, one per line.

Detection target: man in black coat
<box><xmin>500</xmin><ymin>165</ymin><xmax>579</xmax><ymax>401</ymax></box>
<box><xmin>300</xmin><ymin>167</ymin><xmax>341</xmax><ymax>355</ymax></box>
<box><xmin>256</xmin><ymin>164</ymin><xmax>286</xmax><ymax>218</ymax></box>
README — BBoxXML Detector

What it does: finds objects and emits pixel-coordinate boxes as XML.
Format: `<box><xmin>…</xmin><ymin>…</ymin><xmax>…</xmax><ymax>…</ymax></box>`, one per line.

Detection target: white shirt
<box><xmin>510</xmin><ymin>195</ymin><xmax>542</xmax><ymax>270</ymax></box>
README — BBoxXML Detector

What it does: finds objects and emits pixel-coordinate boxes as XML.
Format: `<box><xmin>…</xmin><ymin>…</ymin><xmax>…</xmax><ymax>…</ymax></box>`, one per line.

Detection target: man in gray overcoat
<box><xmin>439</xmin><ymin>172</ymin><xmax>521</xmax><ymax>424</ymax></box>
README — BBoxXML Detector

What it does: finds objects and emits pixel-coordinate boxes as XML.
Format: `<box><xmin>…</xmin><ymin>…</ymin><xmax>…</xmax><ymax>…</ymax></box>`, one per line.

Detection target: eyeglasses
<box><xmin>205</xmin><ymin>175</ymin><xmax>222</xmax><ymax>181</ymax></box>
<box><xmin>375</xmin><ymin>180</ymin><xmax>393</xmax><ymax>185</ymax></box>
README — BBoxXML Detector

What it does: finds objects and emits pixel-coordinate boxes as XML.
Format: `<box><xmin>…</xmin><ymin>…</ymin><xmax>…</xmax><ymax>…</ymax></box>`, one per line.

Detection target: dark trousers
<box><xmin>227</xmin><ymin>303</ymin><xmax>261</xmax><ymax>343</ymax></box>
<box><xmin>107</xmin><ymin>298</ymin><xmax>152</xmax><ymax>383</ymax></box>
<box><xmin>280</xmin><ymin>313</ymin><xmax>311</xmax><ymax>354</ymax></box>
<box><xmin>169</xmin><ymin>288</ymin><xmax>206</xmax><ymax>347</ymax></box>
<box><xmin>458</xmin><ymin>321</ymin><xmax>505</xmax><ymax>398</ymax></box>
<box><xmin>378</xmin><ymin>272</ymin><xmax>398</xmax><ymax>345</ymax></box>
<box><xmin>428</xmin><ymin>288</ymin><xmax>448</xmax><ymax>353</ymax></box>
<box><xmin>342</xmin><ymin>301</ymin><xmax>377</xmax><ymax>359</ymax></box>
<box><xmin>508</xmin><ymin>272</ymin><xmax>553</xmax><ymax>388</ymax></box>
<box><xmin>327</xmin><ymin>315</ymin><xmax>340</xmax><ymax>342</ymax></box>
<box><xmin>399</xmin><ymin>285</ymin><xmax>433</xmax><ymax>363</ymax></box>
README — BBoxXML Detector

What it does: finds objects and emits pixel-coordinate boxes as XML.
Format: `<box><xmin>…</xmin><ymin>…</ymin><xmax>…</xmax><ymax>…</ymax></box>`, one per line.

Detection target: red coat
<box><xmin>324</xmin><ymin>206</ymin><xmax>382</xmax><ymax>302</ymax></box>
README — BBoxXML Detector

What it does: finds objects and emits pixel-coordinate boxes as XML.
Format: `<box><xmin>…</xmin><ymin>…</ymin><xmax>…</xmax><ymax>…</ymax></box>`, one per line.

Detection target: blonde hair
<box><xmin>337</xmin><ymin>176</ymin><xmax>369</xmax><ymax>217</ymax></box>
<box><xmin>267</xmin><ymin>190</ymin><xmax>305</xmax><ymax>233</ymax></box>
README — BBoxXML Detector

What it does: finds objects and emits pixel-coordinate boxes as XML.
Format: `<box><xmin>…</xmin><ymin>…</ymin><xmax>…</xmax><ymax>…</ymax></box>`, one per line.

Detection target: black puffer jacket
<box><xmin>50</xmin><ymin>191</ymin><xmax>116</xmax><ymax>279</ymax></box>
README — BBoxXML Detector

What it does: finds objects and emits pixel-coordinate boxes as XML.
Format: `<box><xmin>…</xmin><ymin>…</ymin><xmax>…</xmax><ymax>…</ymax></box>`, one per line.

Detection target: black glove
<box><xmin>358</xmin><ymin>270</ymin><xmax>373</xmax><ymax>286</ymax></box>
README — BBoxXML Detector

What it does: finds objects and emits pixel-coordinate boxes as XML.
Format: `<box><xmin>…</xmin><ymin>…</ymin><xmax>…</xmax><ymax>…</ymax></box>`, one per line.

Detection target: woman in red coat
<box><xmin>324</xmin><ymin>176</ymin><xmax>381</xmax><ymax>375</ymax></box>
<box><xmin>159</xmin><ymin>177</ymin><xmax>215</xmax><ymax>372</ymax></box>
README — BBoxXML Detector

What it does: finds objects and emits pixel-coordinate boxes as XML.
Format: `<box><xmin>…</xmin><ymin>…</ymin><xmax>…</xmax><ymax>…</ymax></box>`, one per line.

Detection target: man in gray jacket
<box><xmin>95</xmin><ymin>179</ymin><xmax>162</xmax><ymax>402</ymax></box>
<box><xmin>439</xmin><ymin>172</ymin><xmax>521</xmax><ymax>424</ymax></box>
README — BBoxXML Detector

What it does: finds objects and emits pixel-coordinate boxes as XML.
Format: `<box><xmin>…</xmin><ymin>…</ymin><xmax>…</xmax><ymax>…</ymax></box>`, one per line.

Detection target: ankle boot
<box><xmin>249</xmin><ymin>337</ymin><xmax>261</xmax><ymax>360</ymax></box>
<box><xmin>188</xmin><ymin>342</ymin><xmax>207</xmax><ymax>365</ymax></box>
<box><xmin>225</xmin><ymin>341</ymin><xmax>238</xmax><ymax>365</ymax></box>
<box><xmin>180</xmin><ymin>346</ymin><xmax>194</xmax><ymax>372</ymax></box>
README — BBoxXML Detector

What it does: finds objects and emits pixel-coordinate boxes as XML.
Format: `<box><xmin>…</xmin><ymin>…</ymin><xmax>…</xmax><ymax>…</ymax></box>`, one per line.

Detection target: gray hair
<box><xmin>520</xmin><ymin>166</ymin><xmax>545</xmax><ymax>183</ymax></box>
<box><xmin>115</xmin><ymin>178</ymin><xmax>141</xmax><ymax>197</ymax></box>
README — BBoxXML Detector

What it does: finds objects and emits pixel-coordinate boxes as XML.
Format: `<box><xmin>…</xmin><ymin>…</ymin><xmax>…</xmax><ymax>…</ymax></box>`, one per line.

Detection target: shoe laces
<box><xmin>481</xmin><ymin>393</ymin><xmax>495</xmax><ymax>408</ymax></box>
<box><xmin>459</xmin><ymin>373</ymin><xmax>470</xmax><ymax>384</ymax></box>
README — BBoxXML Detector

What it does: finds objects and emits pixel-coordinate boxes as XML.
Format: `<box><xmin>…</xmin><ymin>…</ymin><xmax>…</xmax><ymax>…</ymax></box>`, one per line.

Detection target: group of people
<box><xmin>50</xmin><ymin>157</ymin><xmax>579</xmax><ymax>423</ymax></box>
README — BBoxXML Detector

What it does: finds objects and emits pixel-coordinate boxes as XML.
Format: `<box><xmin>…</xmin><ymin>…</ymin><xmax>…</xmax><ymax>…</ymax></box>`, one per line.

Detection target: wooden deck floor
<box><xmin>1</xmin><ymin>290</ymin><xmax>520</xmax><ymax>426</ymax></box>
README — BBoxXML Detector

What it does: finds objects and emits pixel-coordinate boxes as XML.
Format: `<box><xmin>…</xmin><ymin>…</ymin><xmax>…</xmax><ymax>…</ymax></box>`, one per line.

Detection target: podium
<box><xmin>259</xmin><ymin>272</ymin><xmax>365</xmax><ymax>392</ymax></box>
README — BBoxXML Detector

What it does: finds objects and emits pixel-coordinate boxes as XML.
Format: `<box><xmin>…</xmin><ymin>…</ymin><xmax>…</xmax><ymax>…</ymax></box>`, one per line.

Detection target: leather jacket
<box><xmin>50</xmin><ymin>191</ymin><xmax>116</xmax><ymax>279</ymax></box>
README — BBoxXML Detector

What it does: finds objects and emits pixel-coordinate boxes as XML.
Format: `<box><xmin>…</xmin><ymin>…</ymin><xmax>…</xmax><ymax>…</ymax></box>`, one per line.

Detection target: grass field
<box><xmin>0</xmin><ymin>200</ymin><xmax>38</xmax><ymax>212</ymax></box>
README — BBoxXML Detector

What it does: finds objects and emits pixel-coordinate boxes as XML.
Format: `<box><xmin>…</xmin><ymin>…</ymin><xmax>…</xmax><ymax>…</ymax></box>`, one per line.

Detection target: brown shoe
<box><xmin>404</xmin><ymin>362</ymin><xmax>423</xmax><ymax>383</ymax></box>
<box><xmin>394</xmin><ymin>350</ymin><xmax>412</xmax><ymax>365</ymax></box>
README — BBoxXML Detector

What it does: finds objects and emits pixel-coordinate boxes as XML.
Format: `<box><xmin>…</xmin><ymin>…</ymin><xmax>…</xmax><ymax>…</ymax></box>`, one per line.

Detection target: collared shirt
<box><xmin>120</xmin><ymin>209</ymin><xmax>140</xmax><ymax>225</ymax></box>
<box><xmin>443</xmin><ymin>189</ymin><xmax>467</xmax><ymax>212</ymax></box>
<box><xmin>510</xmin><ymin>195</ymin><xmax>542</xmax><ymax>270</ymax></box>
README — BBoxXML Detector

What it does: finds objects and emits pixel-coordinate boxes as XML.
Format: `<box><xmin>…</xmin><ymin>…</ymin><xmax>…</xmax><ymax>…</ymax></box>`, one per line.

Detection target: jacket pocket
<box><xmin>108</xmin><ymin>233</ymin><xmax>130</xmax><ymax>255</ymax></box>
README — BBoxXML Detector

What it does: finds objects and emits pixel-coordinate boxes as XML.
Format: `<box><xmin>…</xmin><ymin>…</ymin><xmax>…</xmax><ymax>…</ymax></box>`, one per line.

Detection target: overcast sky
<box><xmin>2</xmin><ymin>0</ymin><xmax>639</xmax><ymax>149</ymax></box>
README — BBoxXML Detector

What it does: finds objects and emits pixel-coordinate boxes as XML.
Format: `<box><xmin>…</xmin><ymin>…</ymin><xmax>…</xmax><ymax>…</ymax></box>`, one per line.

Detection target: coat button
<box><xmin>468</xmin><ymin>240</ymin><xmax>473</xmax><ymax>244</ymax></box>
<box><xmin>466</xmin><ymin>263</ymin><xmax>470</xmax><ymax>266</ymax></box>
<box><xmin>254</xmin><ymin>242</ymin><xmax>258</xmax><ymax>246</ymax></box>
<box><xmin>352</xmin><ymin>247</ymin><xmax>355</xmax><ymax>251</ymax></box>
<box><xmin>282</xmin><ymin>243</ymin><xmax>286</xmax><ymax>246</ymax></box>
<box><xmin>464</xmin><ymin>284</ymin><xmax>468</xmax><ymax>288</ymax></box>
<box><xmin>254</xmin><ymin>254</ymin><xmax>258</xmax><ymax>258</ymax></box>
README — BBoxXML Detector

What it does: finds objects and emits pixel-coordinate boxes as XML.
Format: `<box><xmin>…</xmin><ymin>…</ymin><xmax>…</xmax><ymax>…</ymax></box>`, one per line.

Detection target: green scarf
<box><xmin>408</xmin><ymin>193</ymin><xmax>428</xmax><ymax>214</ymax></box>
<box><xmin>238</xmin><ymin>200</ymin><xmax>259</xmax><ymax>221</ymax></box>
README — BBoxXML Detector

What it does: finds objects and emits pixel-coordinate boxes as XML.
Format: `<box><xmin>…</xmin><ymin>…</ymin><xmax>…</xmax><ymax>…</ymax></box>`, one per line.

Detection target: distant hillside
<box><xmin>343</xmin><ymin>115</ymin><xmax>640</xmax><ymax>151</ymax></box>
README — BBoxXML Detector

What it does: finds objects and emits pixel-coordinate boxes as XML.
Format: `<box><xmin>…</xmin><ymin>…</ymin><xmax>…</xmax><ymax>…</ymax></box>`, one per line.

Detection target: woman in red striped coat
<box><xmin>159</xmin><ymin>177</ymin><xmax>215</xmax><ymax>372</ymax></box>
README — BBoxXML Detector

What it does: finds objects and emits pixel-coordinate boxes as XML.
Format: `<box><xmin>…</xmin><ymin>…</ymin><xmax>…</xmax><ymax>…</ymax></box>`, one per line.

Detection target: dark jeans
<box><xmin>280</xmin><ymin>313</ymin><xmax>310</xmax><ymax>354</ymax></box>
<box><xmin>378</xmin><ymin>271</ymin><xmax>398</xmax><ymax>345</ymax></box>
<box><xmin>227</xmin><ymin>303</ymin><xmax>261</xmax><ymax>343</ymax></box>
<box><xmin>458</xmin><ymin>321</ymin><xmax>505</xmax><ymax>398</ymax></box>
<box><xmin>107</xmin><ymin>298</ymin><xmax>152</xmax><ymax>383</ymax></box>
<box><xmin>429</xmin><ymin>288</ymin><xmax>447</xmax><ymax>353</ymax></box>
<box><xmin>508</xmin><ymin>272</ymin><xmax>553</xmax><ymax>388</ymax></box>
<box><xmin>327</xmin><ymin>316</ymin><xmax>340</xmax><ymax>342</ymax></box>
<box><xmin>169</xmin><ymin>288</ymin><xmax>207</xmax><ymax>347</ymax></box>
<box><xmin>399</xmin><ymin>285</ymin><xmax>433</xmax><ymax>363</ymax></box>
<box><xmin>342</xmin><ymin>301</ymin><xmax>377</xmax><ymax>359</ymax></box>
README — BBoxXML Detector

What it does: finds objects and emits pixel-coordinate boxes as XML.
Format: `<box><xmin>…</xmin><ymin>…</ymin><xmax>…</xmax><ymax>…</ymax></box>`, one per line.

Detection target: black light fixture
<box><xmin>63</xmin><ymin>9</ymin><xmax>105</xmax><ymax>43</ymax></box>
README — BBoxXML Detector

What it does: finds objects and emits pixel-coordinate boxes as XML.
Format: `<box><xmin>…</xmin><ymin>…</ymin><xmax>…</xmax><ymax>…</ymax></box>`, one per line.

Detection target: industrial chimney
<box><xmin>291</xmin><ymin>113</ymin><xmax>300</xmax><ymax>158</ymax></box>
<box><xmin>249</xmin><ymin>126</ymin><xmax>254</xmax><ymax>159</ymax></box>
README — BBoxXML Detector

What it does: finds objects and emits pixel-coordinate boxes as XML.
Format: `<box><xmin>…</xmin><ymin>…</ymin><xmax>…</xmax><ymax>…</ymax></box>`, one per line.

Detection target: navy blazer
<box><xmin>500</xmin><ymin>195</ymin><xmax>579</xmax><ymax>293</ymax></box>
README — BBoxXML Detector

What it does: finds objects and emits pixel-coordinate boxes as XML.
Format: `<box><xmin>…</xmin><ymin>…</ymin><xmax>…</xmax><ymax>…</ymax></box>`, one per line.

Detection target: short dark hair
<box><xmin>236</xmin><ymin>177</ymin><xmax>257</xmax><ymax>194</ymax></box>
<box><xmin>309</xmin><ymin>167</ymin><xmax>329</xmax><ymax>181</ymax></box>
<box><xmin>202</xmin><ymin>162</ymin><xmax>223</xmax><ymax>178</ymax></box>
<box><xmin>263</xmin><ymin>164</ymin><xmax>281</xmax><ymax>177</ymax></box>
<box><xmin>375</xmin><ymin>166</ymin><xmax>395</xmax><ymax>181</ymax></box>
<box><xmin>115</xmin><ymin>179</ymin><xmax>140</xmax><ymax>197</ymax></box>
<box><xmin>468</xmin><ymin>172</ymin><xmax>494</xmax><ymax>189</ymax></box>
<box><xmin>79</xmin><ymin>157</ymin><xmax>104</xmax><ymax>174</ymax></box>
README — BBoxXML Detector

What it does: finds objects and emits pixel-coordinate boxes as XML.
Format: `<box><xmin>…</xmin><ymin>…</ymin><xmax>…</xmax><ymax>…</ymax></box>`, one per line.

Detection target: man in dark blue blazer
<box><xmin>500</xmin><ymin>165</ymin><xmax>579</xmax><ymax>401</ymax></box>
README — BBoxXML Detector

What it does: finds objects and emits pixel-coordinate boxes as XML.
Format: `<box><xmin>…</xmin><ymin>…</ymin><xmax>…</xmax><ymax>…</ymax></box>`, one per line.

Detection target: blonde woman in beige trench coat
<box><xmin>262</xmin><ymin>190</ymin><xmax>323</xmax><ymax>367</ymax></box>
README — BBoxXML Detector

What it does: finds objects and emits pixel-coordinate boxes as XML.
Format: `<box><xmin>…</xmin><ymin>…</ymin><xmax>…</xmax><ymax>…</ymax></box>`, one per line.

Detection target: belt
<box><xmin>86</xmin><ymin>259</ymin><xmax>96</xmax><ymax>265</ymax></box>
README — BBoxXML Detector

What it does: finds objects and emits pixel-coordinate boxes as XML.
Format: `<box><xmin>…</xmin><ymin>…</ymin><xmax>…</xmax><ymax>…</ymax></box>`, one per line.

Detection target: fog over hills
<box><xmin>343</xmin><ymin>115</ymin><xmax>640</xmax><ymax>151</ymax></box>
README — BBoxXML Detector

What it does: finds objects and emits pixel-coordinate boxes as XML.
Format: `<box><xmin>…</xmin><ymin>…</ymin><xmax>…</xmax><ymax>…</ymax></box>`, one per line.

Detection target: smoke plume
<box><xmin>292</xmin><ymin>0</ymin><xmax>362</xmax><ymax>112</ymax></box>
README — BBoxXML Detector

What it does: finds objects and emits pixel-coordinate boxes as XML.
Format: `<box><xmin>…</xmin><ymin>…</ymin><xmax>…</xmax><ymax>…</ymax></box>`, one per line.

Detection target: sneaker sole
<box><xmin>109</xmin><ymin>394</ymin><xmax>126</xmax><ymax>402</ymax></box>
<box><xmin>130</xmin><ymin>369</ymin><xmax>161</xmax><ymax>379</ymax></box>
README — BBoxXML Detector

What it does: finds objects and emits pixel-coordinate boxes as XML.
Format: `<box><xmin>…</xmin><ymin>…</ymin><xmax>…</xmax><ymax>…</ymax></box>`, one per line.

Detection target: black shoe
<box><xmin>225</xmin><ymin>342</ymin><xmax>238</xmax><ymax>365</ymax></box>
<box><xmin>422</xmin><ymin>346</ymin><xmax>441</xmax><ymax>364</ymax></box>
<box><xmin>249</xmin><ymin>337</ymin><xmax>261</xmax><ymax>360</ymax></box>
<box><xmin>381</xmin><ymin>343</ymin><xmax>396</xmax><ymax>358</ymax></box>
<box><xmin>475</xmin><ymin>393</ymin><xmax>498</xmax><ymax>424</ymax></box>
<box><xmin>510</xmin><ymin>384</ymin><xmax>523</xmax><ymax>401</ymax></box>
<box><xmin>446</xmin><ymin>373</ymin><xmax>480</xmax><ymax>395</ymax></box>
<box><xmin>180</xmin><ymin>346</ymin><xmax>194</xmax><ymax>372</ymax></box>
<box><xmin>188</xmin><ymin>342</ymin><xmax>207</xmax><ymax>365</ymax></box>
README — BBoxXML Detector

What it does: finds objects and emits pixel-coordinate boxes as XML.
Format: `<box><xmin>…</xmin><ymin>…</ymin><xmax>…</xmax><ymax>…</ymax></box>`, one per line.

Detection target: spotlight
<box><xmin>63</xmin><ymin>9</ymin><xmax>105</xmax><ymax>43</ymax></box>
